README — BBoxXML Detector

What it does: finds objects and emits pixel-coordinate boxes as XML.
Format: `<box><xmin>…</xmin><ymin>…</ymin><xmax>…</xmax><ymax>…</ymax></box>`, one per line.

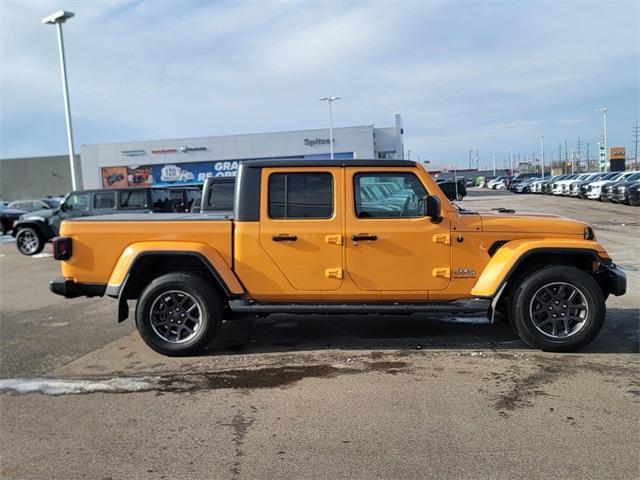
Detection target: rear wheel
<box><xmin>136</xmin><ymin>273</ymin><xmax>221</xmax><ymax>356</ymax></box>
<box><xmin>16</xmin><ymin>227</ymin><xmax>44</xmax><ymax>256</ymax></box>
<box><xmin>509</xmin><ymin>266</ymin><xmax>605</xmax><ymax>352</ymax></box>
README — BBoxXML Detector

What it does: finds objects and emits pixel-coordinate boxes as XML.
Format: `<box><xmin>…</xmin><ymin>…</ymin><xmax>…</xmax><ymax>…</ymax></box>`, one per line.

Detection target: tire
<box><xmin>509</xmin><ymin>266</ymin><xmax>605</xmax><ymax>352</ymax></box>
<box><xmin>135</xmin><ymin>273</ymin><xmax>222</xmax><ymax>356</ymax></box>
<box><xmin>15</xmin><ymin>227</ymin><xmax>44</xmax><ymax>256</ymax></box>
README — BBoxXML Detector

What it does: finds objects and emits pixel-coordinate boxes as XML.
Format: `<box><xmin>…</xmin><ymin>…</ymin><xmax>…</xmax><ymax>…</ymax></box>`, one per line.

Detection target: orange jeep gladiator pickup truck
<box><xmin>50</xmin><ymin>159</ymin><xmax>626</xmax><ymax>355</ymax></box>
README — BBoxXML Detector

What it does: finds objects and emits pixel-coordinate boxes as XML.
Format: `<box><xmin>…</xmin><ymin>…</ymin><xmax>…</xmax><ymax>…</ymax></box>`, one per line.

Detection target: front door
<box><xmin>345</xmin><ymin>168</ymin><xmax>452</xmax><ymax>294</ymax></box>
<box><xmin>258</xmin><ymin>167</ymin><xmax>344</xmax><ymax>291</ymax></box>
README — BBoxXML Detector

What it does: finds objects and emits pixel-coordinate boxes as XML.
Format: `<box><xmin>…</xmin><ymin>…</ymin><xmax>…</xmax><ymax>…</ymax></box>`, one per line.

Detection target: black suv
<box><xmin>0</xmin><ymin>198</ymin><xmax>61</xmax><ymax>235</ymax></box>
<box><xmin>13</xmin><ymin>187</ymin><xmax>175</xmax><ymax>255</ymax></box>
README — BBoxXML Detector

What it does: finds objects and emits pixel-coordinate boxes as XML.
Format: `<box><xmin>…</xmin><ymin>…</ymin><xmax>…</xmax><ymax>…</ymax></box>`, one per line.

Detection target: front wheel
<box><xmin>509</xmin><ymin>266</ymin><xmax>605</xmax><ymax>352</ymax></box>
<box><xmin>16</xmin><ymin>227</ymin><xmax>44</xmax><ymax>256</ymax></box>
<box><xmin>135</xmin><ymin>273</ymin><xmax>221</xmax><ymax>356</ymax></box>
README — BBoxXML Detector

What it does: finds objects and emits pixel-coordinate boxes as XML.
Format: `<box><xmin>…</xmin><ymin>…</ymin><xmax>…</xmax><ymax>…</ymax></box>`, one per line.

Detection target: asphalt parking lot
<box><xmin>0</xmin><ymin>190</ymin><xmax>638</xmax><ymax>480</ymax></box>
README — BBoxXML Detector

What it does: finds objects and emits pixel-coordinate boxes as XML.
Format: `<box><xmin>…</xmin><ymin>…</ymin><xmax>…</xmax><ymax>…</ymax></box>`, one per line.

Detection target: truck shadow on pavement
<box><xmin>204</xmin><ymin>308</ymin><xmax>639</xmax><ymax>356</ymax></box>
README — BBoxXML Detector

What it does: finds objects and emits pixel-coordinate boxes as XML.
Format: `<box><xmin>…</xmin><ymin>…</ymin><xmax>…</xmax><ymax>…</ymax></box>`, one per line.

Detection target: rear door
<box><xmin>258</xmin><ymin>167</ymin><xmax>343</xmax><ymax>291</ymax></box>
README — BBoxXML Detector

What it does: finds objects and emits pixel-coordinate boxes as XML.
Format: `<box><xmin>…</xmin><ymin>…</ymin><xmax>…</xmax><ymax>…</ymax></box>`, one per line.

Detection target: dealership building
<box><xmin>80</xmin><ymin>115</ymin><xmax>405</xmax><ymax>189</ymax></box>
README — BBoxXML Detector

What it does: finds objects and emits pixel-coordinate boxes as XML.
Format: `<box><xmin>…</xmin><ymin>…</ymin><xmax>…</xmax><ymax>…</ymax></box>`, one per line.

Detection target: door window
<box><xmin>268</xmin><ymin>173</ymin><xmax>333</xmax><ymax>219</ymax></box>
<box><xmin>65</xmin><ymin>193</ymin><xmax>90</xmax><ymax>211</ymax></box>
<box><xmin>354</xmin><ymin>173</ymin><xmax>427</xmax><ymax>218</ymax></box>
<box><xmin>93</xmin><ymin>192</ymin><xmax>115</xmax><ymax>209</ymax></box>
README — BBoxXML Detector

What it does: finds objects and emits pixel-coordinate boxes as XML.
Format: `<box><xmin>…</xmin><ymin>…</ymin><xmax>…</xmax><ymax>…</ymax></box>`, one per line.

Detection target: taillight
<box><xmin>52</xmin><ymin>237</ymin><xmax>72</xmax><ymax>260</ymax></box>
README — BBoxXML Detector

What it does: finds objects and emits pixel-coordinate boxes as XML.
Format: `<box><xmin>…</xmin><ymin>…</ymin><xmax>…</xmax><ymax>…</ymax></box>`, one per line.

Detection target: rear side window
<box><xmin>119</xmin><ymin>190</ymin><xmax>147</xmax><ymax>209</ymax></box>
<box><xmin>207</xmin><ymin>183</ymin><xmax>235</xmax><ymax>211</ymax></box>
<box><xmin>94</xmin><ymin>192</ymin><xmax>115</xmax><ymax>209</ymax></box>
<box><xmin>354</xmin><ymin>173</ymin><xmax>427</xmax><ymax>218</ymax></box>
<box><xmin>268</xmin><ymin>173</ymin><xmax>333</xmax><ymax>219</ymax></box>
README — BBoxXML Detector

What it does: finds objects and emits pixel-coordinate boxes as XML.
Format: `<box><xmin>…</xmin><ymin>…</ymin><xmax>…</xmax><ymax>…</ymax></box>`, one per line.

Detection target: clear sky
<box><xmin>1</xmin><ymin>0</ymin><xmax>638</xmax><ymax>169</ymax></box>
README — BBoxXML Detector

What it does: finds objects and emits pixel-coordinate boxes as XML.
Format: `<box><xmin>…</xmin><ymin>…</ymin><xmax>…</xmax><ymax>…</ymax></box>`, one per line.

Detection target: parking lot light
<box><xmin>319</xmin><ymin>96</ymin><xmax>341</xmax><ymax>159</ymax></box>
<box><xmin>596</xmin><ymin>107</ymin><xmax>608</xmax><ymax>172</ymax></box>
<box><xmin>42</xmin><ymin>10</ymin><xmax>78</xmax><ymax>191</ymax></box>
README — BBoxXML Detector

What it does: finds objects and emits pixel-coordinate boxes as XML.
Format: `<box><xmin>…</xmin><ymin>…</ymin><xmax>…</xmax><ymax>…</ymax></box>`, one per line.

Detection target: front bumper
<box><xmin>49</xmin><ymin>278</ymin><xmax>106</xmax><ymax>298</ymax></box>
<box><xmin>597</xmin><ymin>264</ymin><xmax>627</xmax><ymax>296</ymax></box>
<box><xmin>586</xmin><ymin>189</ymin><xmax>602</xmax><ymax>199</ymax></box>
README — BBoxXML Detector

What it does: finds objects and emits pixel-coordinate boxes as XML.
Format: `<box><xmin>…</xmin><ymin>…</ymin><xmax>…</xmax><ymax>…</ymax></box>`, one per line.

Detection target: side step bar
<box><xmin>228</xmin><ymin>299</ymin><xmax>490</xmax><ymax>315</ymax></box>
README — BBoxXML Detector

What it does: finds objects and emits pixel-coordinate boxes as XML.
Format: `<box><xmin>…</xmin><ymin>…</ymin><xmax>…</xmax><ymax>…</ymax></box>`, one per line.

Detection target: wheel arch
<box><xmin>106</xmin><ymin>244</ymin><xmax>245</xmax><ymax>322</ymax></box>
<box><xmin>13</xmin><ymin>220</ymin><xmax>53</xmax><ymax>239</ymax></box>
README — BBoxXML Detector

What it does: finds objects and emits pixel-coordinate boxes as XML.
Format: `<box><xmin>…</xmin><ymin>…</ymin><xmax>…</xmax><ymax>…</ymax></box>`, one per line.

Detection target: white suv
<box><xmin>586</xmin><ymin>171</ymin><xmax>637</xmax><ymax>200</ymax></box>
<box><xmin>551</xmin><ymin>174</ymin><xmax>579</xmax><ymax>195</ymax></box>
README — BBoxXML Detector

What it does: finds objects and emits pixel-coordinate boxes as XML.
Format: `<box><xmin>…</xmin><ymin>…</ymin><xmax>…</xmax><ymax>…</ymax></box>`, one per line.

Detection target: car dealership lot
<box><xmin>0</xmin><ymin>190</ymin><xmax>638</xmax><ymax>480</ymax></box>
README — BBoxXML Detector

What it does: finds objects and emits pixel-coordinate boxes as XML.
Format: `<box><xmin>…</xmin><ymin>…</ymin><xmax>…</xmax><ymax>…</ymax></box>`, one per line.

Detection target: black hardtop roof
<box><xmin>243</xmin><ymin>159</ymin><xmax>417</xmax><ymax>168</ymax></box>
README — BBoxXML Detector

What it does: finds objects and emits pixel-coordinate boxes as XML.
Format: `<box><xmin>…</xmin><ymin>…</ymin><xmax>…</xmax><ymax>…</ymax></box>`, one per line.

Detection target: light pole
<box><xmin>42</xmin><ymin>10</ymin><xmax>78</xmax><ymax>190</ymax></box>
<box><xmin>319</xmin><ymin>96</ymin><xmax>341</xmax><ymax>159</ymax></box>
<box><xmin>539</xmin><ymin>134</ymin><xmax>545</xmax><ymax>179</ymax></box>
<box><xmin>596</xmin><ymin>107</ymin><xmax>608</xmax><ymax>172</ymax></box>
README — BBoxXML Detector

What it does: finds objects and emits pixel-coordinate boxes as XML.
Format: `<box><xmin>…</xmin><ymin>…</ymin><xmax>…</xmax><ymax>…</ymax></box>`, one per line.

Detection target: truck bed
<box><xmin>59</xmin><ymin>214</ymin><xmax>234</xmax><ymax>284</ymax></box>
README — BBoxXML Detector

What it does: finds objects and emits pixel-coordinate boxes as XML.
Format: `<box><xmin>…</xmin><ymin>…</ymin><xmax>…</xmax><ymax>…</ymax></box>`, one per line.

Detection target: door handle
<box><xmin>272</xmin><ymin>234</ymin><xmax>298</xmax><ymax>242</ymax></box>
<box><xmin>351</xmin><ymin>234</ymin><xmax>377</xmax><ymax>241</ymax></box>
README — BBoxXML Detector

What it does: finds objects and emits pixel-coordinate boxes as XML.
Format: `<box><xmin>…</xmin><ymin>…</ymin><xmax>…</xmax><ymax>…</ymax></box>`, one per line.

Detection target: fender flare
<box><xmin>471</xmin><ymin>239</ymin><xmax>609</xmax><ymax>298</ymax></box>
<box><xmin>105</xmin><ymin>242</ymin><xmax>245</xmax><ymax>322</ymax></box>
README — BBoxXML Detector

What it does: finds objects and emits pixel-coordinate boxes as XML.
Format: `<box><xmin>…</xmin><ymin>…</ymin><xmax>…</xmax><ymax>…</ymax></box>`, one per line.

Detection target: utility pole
<box><xmin>632</xmin><ymin>120</ymin><xmax>639</xmax><ymax>170</ymax></box>
<box><xmin>586</xmin><ymin>142</ymin><xmax>590</xmax><ymax>171</ymax></box>
<box><xmin>576</xmin><ymin>137</ymin><xmax>582</xmax><ymax>173</ymax></box>
<box><xmin>469</xmin><ymin>149</ymin><xmax>472</xmax><ymax>169</ymax></box>
<box><xmin>540</xmin><ymin>135</ymin><xmax>545</xmax><ymax>179</ymax></box>
<box><xmin>476</xmin><ymin>150</ymin><xmax>479</xmax><ymax>171</ymax></box>
<box><xmin>558</xmin><ymin>144</ymin><xmax>562</xmax><ymax>172</ymax></box>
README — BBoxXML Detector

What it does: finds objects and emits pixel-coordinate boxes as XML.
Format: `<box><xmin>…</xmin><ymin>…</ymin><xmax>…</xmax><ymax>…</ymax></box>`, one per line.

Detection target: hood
<box><xmin>1</xmin><ymin>208</ymin><xmax>28</xmax><ymax>216</ymax></box>
<box><xmin>479</xmin><ymin>212</ymin><xmax>586</xmax><ymax>235</ymax></box>
<box><xmin>20</xmin><ymin>208</ymin><xmax>55</xmax><ymax>221</ymax></box>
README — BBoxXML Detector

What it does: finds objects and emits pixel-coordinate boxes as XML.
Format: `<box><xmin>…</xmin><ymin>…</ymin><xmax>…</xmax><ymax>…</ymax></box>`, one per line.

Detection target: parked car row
<box><xmin>509</xmin><ymin>171</ymin><xmax>640</xmax><ymax>205</ymax></box>
<box><xmin>7</xmin><ymin>185</ymin><xmax>202</xmax><ymax>256</ymax></box>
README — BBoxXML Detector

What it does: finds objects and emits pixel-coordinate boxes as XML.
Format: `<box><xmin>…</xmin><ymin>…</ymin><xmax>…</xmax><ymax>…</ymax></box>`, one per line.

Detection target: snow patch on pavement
<box><xmin>30</xmin><ymin>253</ymin><xmax>53</xmax><ymax>258</ymax></box>
<box><xmin>0</xmin><ymin>377</ymin><xmax>160</xmax><ymax>396</ymax></box>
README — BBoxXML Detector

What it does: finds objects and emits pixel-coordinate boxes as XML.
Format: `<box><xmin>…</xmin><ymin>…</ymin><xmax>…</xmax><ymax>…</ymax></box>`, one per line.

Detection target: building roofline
<box><xmin>81</xmin><ymin>124</ymin><xmax>385</xmax><ymax>148</ymax></box>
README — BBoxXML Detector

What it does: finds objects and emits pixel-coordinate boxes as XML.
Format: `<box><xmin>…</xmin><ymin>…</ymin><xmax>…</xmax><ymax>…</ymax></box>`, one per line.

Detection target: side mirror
<box><xmin>423</xmin><ymin>195</ymin><xmax>441</xmax><ymax>222</ymax></box>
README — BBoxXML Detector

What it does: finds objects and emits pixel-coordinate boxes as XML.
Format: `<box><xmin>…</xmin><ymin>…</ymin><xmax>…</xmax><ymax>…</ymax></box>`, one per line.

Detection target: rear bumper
<box><xmin>598</xmin><ymin>264</ymin><xmax>627</xmax><ymax>296</ymax></box>
<box><xmin>49</xmin><ymin>277</ymin><xmax>106</xmax><ymax>298</ymax></box>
